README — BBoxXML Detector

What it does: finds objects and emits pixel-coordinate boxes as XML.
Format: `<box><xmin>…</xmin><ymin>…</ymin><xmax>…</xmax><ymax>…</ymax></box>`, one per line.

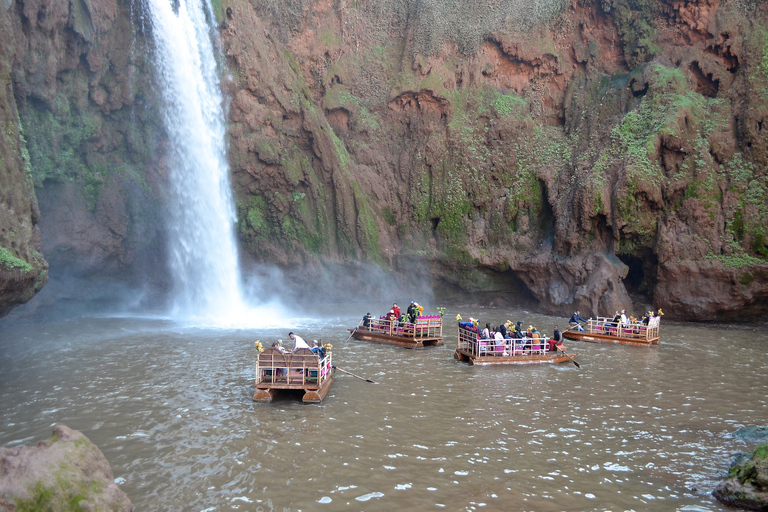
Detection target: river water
<box><xmin>1</xmin><ymin>305</ymin><xmax>766</xmax><ymax>511</ymax></box>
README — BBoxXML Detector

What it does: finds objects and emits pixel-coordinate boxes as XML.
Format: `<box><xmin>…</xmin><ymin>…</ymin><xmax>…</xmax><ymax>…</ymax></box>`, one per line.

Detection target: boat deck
<box><xmin>254</xmin><ymin>348</ymin><xmax>334</xmax><ymax>403</ymax></box>
<box><xmin>563</xmin><ymin>316</ymin><xmax>660</xmax><ymax>347</ymax></box>
<box><xmin>454</xmin><ymin>326</ymin><xmax>575</xmax><ymax>366</ymax></box>
<box><xmin>350</xmin><ymin>315</ymin><xmax>443</xmax><ymax>348</ymax></box>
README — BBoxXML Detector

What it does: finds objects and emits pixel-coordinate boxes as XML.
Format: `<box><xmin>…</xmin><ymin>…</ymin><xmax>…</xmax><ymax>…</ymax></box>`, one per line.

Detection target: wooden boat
<box><xmin>453</xmin><ymin>325</ymin><xmax>576</xmax><ymax>366</ymax></box>
<box><xmin>349</xmin><ymin>315</ymin><xmax>443</xmax><ymax>348</ymax></box>
<box><xmin>253</xmin><ymin>348</ymin><xmax>334</xmax><ymax>403</ymax></box>
<box><xmin>563</xmin><ymin>316</ymin><xmax>661</xmax><ymax>346</ymax></box>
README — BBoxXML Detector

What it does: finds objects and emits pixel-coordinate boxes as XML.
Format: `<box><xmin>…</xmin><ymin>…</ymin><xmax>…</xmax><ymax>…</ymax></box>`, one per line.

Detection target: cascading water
<box><xmin>144</xmin><ymin>0</ymin><xmax>282</xmax><ymax>326</ymax></box>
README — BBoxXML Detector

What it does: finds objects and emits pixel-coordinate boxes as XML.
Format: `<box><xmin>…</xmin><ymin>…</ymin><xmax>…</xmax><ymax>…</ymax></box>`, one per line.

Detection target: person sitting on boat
<box><xmin>271</xmin><ymin>340</ymin><xmax>287</xmax><ymax>354</ymax></box>
<box><xmin>288</xmin><ymin>332</ymin><xmax>310</xmax><ymax>352</ymax></box>
<box><xmin>569</xmin><ymin>311</ymin><xmax>587</xmax><ymax>331</ymax></box>
<box><xmin>385</xmin><ymin>309</ymin><xmax>397</xmax><ymax>323</ymax></box>
<box><xmin>494</xmin><ymin>329</ymin><xmax>507</xmax><ymax>355</ymax></box>
<box><xmin>610</xmin><ymin>311</ymin><xmax>621</xmax><ymax>329</ymax></box>
<box><xmin>530</xmin><ymin>327</ymin><xmax>542</xmax><ymax>353</ymax></box>
<box><xmin>549</xmin><ymin>326</ymin><xmax>564</xmax><ymax>351</ymax></box>
<box><xmin>392</xmin><ymin>303</ymin><xmax>401</xmax><ymax>319</ymax></box>
<box><xmin>498</xmin><ymin>323</ymin><xmax>507</xmax><ymax>339</ymax></box>
<box><xmin>620</xmin><ymin>309</ymin><xmax>628</xmax><ymax>328</ymax></box>
<box><xmin>481</xmin><ymin>323</ymin><xmax>491</xmax><ymax>339</ymax></box>
<box><xmin>311</xmin><ymin>339</ymin><xmax>327</xmax><ymax>360</ymax></box>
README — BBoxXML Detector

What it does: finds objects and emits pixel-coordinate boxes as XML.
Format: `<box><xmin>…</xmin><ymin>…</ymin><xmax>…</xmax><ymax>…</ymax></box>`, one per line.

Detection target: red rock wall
<box><xmin>3</xmin><ymin>0</ymin><xmax>767</xmax><ymax>321</ymax></box>
<box><xmin>220</xmin><ymin>0</ymin><xmax>768</xmax><ymax>321</ymax></box>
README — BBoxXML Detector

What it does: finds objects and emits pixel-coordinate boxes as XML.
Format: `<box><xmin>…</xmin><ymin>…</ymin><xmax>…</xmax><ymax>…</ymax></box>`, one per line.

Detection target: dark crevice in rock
<box><xmin>690</xmin><ymin>60</ymin><xmax>719</xmax><ymax>98</ymax></box>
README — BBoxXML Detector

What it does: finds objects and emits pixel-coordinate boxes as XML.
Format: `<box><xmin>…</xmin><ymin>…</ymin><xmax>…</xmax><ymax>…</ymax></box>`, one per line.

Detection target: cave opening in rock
<box><xmin>431</xmin><ymin>217</ymin><xmax>440</xmax><ymax>235</ymax></box>
<box><xmin>617</xmin><ymin>251</ymin><xmax>658</xmax><ymax>304</ymax></box>
<box><xmin>538</xmin><ymin>180</ymin><xmax>555</xmax><ymax>246</ymax></box>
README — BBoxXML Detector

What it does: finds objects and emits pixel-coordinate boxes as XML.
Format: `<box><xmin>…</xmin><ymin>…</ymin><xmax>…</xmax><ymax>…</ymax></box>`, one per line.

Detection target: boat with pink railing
<box><xmin>348</xmin><ymin>314</ymin><xmax>443</xmax><ymax>348</ymax></box>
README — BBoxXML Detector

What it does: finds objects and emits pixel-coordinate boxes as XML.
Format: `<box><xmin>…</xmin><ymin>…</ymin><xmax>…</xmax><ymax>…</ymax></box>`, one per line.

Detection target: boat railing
<box><xmin>358</xmin><ymin>315</ymin><xmax>443</xmax><ymax>339</ymax></box>
<box><xmin>457</xmin><ymin>326</ymin><xmax>550</xmax><ymax>356</ymax></box>
<box><xmin>256</xmin><ymin>348</ymin><xmax>333</xmax><ymax>387</ymax></box>
<box><xmin>584</xmin><ymin>316</ymin><xmax>660</xmax><ymax>340</ymax></box>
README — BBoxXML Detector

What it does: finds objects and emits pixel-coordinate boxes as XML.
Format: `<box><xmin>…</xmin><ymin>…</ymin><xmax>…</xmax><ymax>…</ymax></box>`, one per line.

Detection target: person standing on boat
<box><xmin>620</xmin><ymin>309</ymin><xmax>628</xmax><ymax>328</ymax></box>
<box><xmin>406</xmin><ymin>302</ymin><xmax>416</xmax><ymax>323</ymax></box>
<box><xmin>288</xmin><ymin>332</ymin><xmax>310</xmax><ymax>352</ymax></box>
<box><xmin>392</xmin><ymin>303</ymin><xmax>401</xmax><ymax>319</ymax></box>
<box><xmin>362</xmin><ymin>312</ymin><xmax>372</xmax><ymax>328</ymax></box>
<box><xmin>569</xmin><ymin>311</ymin><xmax>587</xmax><ymax>331</ymax></box>
<box><xmin>513</xmin><ymin>322</ymin><xmax>526</xmax><ymax>353</ymax></box>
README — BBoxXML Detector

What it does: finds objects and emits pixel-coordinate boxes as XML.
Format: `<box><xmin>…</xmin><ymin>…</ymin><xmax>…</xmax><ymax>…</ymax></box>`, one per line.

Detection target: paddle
<box><xmin>332</xmin><ymin>366</ymin><xmax>375</xmax><ymax>383</ymax></box>
<box><xmin>557</xmin><ymin>345</ymin><xmax>581</xmax><ymax>368</ymax></box>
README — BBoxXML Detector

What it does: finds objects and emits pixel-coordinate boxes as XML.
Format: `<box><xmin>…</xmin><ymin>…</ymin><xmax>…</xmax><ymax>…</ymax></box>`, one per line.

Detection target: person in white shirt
<box><xmin>288</xmin><ymin>332</ymin><xmax>310</xmax><ymax>352</ymax></box>
<box><xmin>620</xmin><ymin>309</ymin><xmax>628</xmax><ymax>328</ymax></box>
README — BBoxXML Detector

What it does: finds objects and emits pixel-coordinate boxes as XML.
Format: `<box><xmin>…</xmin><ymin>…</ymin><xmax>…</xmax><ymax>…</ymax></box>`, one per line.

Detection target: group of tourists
<box><xmin>568</xmin><ymin>308</ymin><xmax>663</xmax><ymax>332</ymax></box>
<box><xmin>363</xmin><ymin>301</ymin><xmax>425</xmax><ymax>328</ymax></box>
<box><xmin>271</xmin><ymin>332</ymin><xmax>327</xmax><ymax>360</ymax></box>
<box><xmin>458</xmin><ymin>317</ymin><xmax>564</xmax><ymax>354</ymax></box>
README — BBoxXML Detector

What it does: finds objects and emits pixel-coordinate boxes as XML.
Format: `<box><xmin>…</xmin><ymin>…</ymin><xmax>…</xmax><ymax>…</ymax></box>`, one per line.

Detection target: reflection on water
<box><xmin>1</xmin><ymin>307</ymin><xmax>766</xmax><ymax>511</ymax></box>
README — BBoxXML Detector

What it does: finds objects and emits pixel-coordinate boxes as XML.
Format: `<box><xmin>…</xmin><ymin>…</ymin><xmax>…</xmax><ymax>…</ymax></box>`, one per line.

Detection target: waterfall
<box><xmin>144</xmin><ymin>0</ymin><xmax>254</xmax><ymax>324</ymax></box>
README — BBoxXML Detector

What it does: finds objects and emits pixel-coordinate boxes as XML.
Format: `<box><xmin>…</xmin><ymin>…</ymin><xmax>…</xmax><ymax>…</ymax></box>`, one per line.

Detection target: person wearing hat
<box><xmin>407</xmin><ymin>303</ymin><xmax>418</xmax><ymax>324</ymax></box>
<box><xmin>406</xmin><ymin>301</ymin><xmax>416</xmax><ymax>320</ymax></box>
<box><xmin>362</xmin><ymin>312</ymin><xmax>372</xmax><ymax>328</ymax></box>
<box><xmin>288</xmin><ymin>332</ymin><xmax>310</xmax><ymax>352</ymax></box>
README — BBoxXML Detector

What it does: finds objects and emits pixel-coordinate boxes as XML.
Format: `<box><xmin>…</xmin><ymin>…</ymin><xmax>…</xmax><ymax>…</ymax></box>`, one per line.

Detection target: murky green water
<box><xmin>1</xmin><ymin>306</ymin><xmax>766</xmax><ymax>511</ymax></box>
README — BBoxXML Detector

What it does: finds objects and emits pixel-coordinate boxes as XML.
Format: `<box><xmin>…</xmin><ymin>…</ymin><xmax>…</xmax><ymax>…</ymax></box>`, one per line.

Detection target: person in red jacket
<box><xmin>392</xmin><ymin>303</ymin><xmax>401</xmax><ymax>319</ymax></box>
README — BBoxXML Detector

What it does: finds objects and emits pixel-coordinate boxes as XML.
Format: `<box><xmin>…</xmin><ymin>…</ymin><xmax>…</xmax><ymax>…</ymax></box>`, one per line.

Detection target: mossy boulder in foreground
<box><xmin>713</xmin><ymin>440</ymin><xmax>768</xmax><ymax>511</ymax></box>
<box><xmin>0</xmin><ymin>424</ymin><xmax>132</xmax><ymax>511</ymax></box>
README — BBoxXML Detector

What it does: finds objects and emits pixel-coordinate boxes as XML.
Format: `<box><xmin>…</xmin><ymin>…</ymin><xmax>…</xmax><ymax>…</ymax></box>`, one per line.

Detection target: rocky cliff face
<box><xmin>1</xmin><ymin>0</ymin><xmax>170</xmax><ymax>318</ymax></box>
<box><xmin>2</xmin><ymin>0</ymin><xmax>767</xmax><ymax>321</ymax></box>
<box><xmin>221</xmin><ymin>0</ymin><xmax>768</xmax><ymax>320</ymax></box>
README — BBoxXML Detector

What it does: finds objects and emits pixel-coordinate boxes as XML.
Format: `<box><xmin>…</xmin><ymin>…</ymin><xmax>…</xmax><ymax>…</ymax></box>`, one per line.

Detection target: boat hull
<box><xmin>254</xmin><ymin>375</ymin><xmax>334</xmax><ymax>403</ymax></box>
<box><xmin>563</xmin><ymin>330</ymin><xmax>659</xmax><ymax>347</ymax></box>
<box><xmin>453</xmin><ymin>349</ymin><xmax>574</xmax><ymax>366</ymax></box>
<box><xmin>349</xmin><ymin>328</ymin><xmax>443</xmax><ymax>348</ymax></box>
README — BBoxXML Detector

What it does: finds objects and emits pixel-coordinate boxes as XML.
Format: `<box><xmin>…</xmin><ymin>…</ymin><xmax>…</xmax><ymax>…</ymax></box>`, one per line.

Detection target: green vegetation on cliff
<box><xmin>602</xmin><ymin>0</ymin><xmax>660</xmax><ymax>67</ymax></box>
<box><xmin>0</xmin><ymin>247</ymin><xmax>34</xmax><ymax>273</ymax></box>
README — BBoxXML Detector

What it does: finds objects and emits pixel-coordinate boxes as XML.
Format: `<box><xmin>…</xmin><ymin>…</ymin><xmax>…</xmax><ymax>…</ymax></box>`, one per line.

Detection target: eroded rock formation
<box><xmin>1</xmin><ymin>0</ymin><xmax>767</xmax><ymax>320</ymax></box>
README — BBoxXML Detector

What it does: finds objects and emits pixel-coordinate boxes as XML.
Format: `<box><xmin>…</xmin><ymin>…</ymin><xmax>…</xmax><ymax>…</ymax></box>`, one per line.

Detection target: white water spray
<box><xmin>144</xmin><ymin>0</ymin><xmax>287</xmax><ymax>327</ymax></box>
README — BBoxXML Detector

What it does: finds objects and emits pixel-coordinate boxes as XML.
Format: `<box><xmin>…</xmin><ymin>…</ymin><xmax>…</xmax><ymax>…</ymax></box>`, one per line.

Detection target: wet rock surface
<box><xmin>0</xmin><ymin>424</ymin><xmax>133</xmax><ymax>511</ymax></box>
<box><xmin>713</xmin><ymin>440</ymin><xmax>768</xmax><ymax>511</ymax></box>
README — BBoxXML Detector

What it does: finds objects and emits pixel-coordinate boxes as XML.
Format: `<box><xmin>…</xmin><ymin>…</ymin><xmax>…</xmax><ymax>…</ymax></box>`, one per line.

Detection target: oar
<box><xmin>332</xmin><ymin>366</ymin><xmax>375</xmax><ymax>383</ymax></box>
<box><xmin>557</xmin><ymin>345</ymin><xmax>581</xmax><ymax>368</ymax></box>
